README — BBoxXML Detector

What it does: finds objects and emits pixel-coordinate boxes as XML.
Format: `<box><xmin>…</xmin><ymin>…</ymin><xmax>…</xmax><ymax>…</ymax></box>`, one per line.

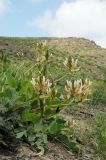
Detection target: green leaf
<box><xmin>7</xmin><ymin>75</ymin><xmax>17</xmax><ymax>88</ymax></box>
<box><xmin>36</xmin><ymin>145</ymin><xmax>45</xmax><ymax>156</ymax></box>
<box><xmin>16</xmin><ymin>130</ymin><xmax>27</xmax><ymax>139</ymax></box>
<box><xmin>48</xmin><ymin>120</ymin><xmax>58</xmax><ymax>135</ymax></box>
<box><xmin>3</xmin><ymin>88</ymin><xmax>12</xmax><ymax>98</ymax></box>
<box><xmin>59</xmin><ymin>134</ymin><xmax>81</xmax><ymax>153</ymax></box>
<box><xmin>36</xmin><ymin>133</ymin><xmax>48</xmax><ymax>144</ymax></box>
<box><xmin>28</xmin><ymin>134</ymin><xmax>36</xmax><ymax>142</ymax></box>
<box><xmin>34</xmin><ymin>120</ymin><xmax>43</xmax><ymax>132</ymax></box>
<box><xmin>21</xmin><ymin>109</ymin><xmax>40</xmax><ymax>122</ymax></box>
<box><xmin>48</xmin><ymin>117</ymin><xmax>65</xmax><ymax>135</ymax></box>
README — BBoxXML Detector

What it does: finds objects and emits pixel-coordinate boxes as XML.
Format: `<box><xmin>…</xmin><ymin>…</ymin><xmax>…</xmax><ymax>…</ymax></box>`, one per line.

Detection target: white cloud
<box><xmin>0</xmin><ymin>0</ymin><xmax>11</xmax><ymax>15</ymax></box>
<box><xmin>30</xmin><ymin>0</ymin><xmax>106</xmax><ymax>48</ymax></box>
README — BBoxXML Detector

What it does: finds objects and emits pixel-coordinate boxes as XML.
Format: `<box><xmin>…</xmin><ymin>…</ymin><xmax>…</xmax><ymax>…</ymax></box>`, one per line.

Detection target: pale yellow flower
<box><xmin>63</xmin><ymin>57</ymin><xmax>79</xmax><ymax>72</ymax></box>
<box><xmin>64</xmin><ymin>79</ymin><xmax>92</xmax><ymax>101</ymax></box>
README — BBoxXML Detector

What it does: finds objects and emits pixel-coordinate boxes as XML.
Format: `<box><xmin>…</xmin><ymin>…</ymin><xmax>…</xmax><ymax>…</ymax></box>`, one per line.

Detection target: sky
<box><xmin>0</xmin><ymin>0</ymin><xmax>106</xmax><ymax>48</ymax></box>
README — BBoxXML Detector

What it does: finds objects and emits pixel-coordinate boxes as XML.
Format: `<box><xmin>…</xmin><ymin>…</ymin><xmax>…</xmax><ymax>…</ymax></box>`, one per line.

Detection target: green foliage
<box><xmin>0</xmin><ymin>59</ymin><xmax>75</xmax><ymax>155</ymax></box>
<box><xmin>0</xmin><ymin>42</ymin><xmax>92</xmax><ymax>155</ymax></box>
<box><xmin>91</xmin><ymin>81</ymin><xmax>106</xmax><ymax>105</ymax></box>
<box><xmin>92</xmin><ymin>114</ymin><xmax>106</xmax><ymax>160</ymax></box>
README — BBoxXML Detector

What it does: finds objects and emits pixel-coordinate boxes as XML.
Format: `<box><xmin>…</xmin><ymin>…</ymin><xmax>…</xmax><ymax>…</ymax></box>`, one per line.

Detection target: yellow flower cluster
<box><xmin>63</xmin><ymin>57</ymin><xmax>79</xmax><ymax>72</ymax></box>
<box><xmin>46</xmin><ymin>80</ymin><xmax>57</xmax><ymax>98</ymax></box>
<box><xmin>30</xmin><ymin>76</ymin><xmax>57</xmax><ymax>99</ymax></box>
<box><xmin>63</xmin><ymin>78</ymin><xmax>92</xmax><ymax>102</ymax></box>
<box><xmin>30</xmin><ymin>76</ymin><xmax>50</xmax><ymax>93</ymax></box>
<box><xmin>36</xmin><ymin>41</ymin><xmax>47</xmax><ymax>62</ymax></box>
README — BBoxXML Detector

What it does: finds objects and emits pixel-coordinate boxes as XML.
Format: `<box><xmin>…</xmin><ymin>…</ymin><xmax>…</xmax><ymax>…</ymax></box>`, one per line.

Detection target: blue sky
<box><xmin>0</xmin><ymin>0</ymin><xmax>67</xmax><ymax>37</ymax></box>
<box><xmin>0</xmin><ymin>0</ymin><xmax>106</xmax><ymax>48</ymax></box>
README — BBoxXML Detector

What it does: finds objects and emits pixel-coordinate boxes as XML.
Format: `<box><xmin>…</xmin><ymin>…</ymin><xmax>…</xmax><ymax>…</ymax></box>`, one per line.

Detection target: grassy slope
<box><xmin>0</xmin><ymin>37</ymin><xmax>106</xmax><ymax>160</ymax></box>
<box><xmin>1</xmin><ymin>37</ymin><xmax>106</xmax><ymax>78</ymax></box>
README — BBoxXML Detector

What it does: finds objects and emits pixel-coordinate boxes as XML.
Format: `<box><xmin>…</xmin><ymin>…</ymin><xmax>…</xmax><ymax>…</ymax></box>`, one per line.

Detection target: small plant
<box><xmin>30</xmin><ymin>42</ymin><xmax>92</xmax><ymax>116</ymax></box>
<box><xmin>28</xmin><ymin>42</ymin><xmax>92</xmax><ymax>153</ymax></box>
